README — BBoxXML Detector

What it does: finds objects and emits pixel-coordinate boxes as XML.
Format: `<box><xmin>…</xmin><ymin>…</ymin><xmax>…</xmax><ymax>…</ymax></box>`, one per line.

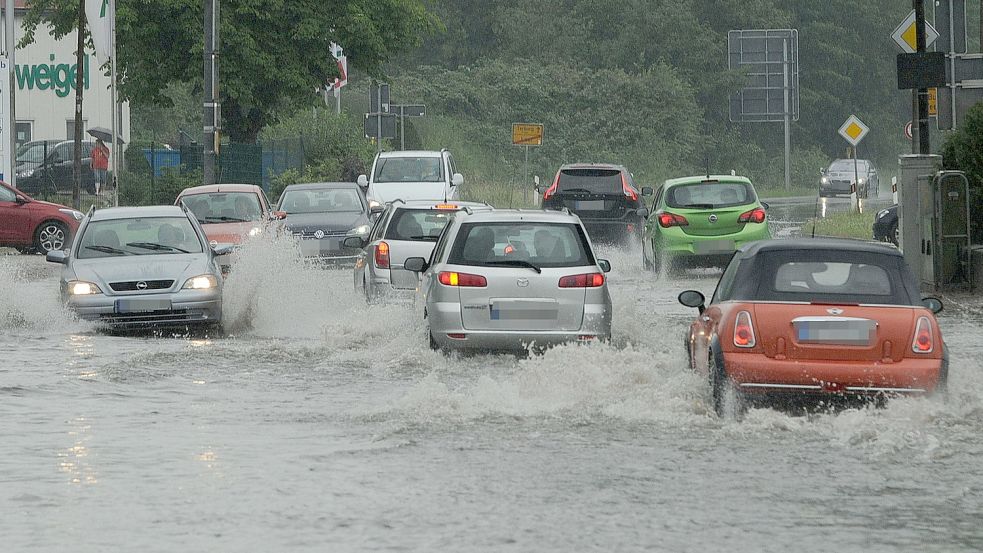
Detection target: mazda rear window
<box><xmin>557</xmin><ymin>169</ymin><xmax>623</xmax><ymax>193</ymax></box>
<box><xmin>386</xmin><ymin>209</ymin><xmax>456</xmax><ymax>242</ymax></box>
<box><xmin>666</xmin><ymin>182</ymin><xmax>753</xmax><ymax>209</ymax></box>
<box><xmin>448</xmin><ymin>222</ymin><xmax>594</xmax><ymax>268</ymax></box>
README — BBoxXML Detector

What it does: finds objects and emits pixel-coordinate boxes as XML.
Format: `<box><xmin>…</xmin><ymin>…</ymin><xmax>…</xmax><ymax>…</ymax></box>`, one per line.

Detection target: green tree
<box><xmin>20</xmin><ymin>0</ymin><xmax>437</xmax><ymax>142</ymax></box>
<box><xmin>942</xmin><ymin>103</ymin><xmax>983</xmax><ymax>242</ymax></box>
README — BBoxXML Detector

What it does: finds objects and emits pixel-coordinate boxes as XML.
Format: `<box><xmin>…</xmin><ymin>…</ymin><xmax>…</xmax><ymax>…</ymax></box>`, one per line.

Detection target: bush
<box><xmin>942</xmin><ymin>103</ymin><xmax>983</xmax><ymax>243</ymax></box>
<box><xmin>117</xmin><ymin>169</ymin><xmax>202</xmax><ymax>206</ymax></box>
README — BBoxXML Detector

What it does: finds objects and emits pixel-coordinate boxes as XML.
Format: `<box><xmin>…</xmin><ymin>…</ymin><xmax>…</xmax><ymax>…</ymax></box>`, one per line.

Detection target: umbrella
<box><xmin>86</xmin><ymin>126</ymin><xmax>126</xmax><ymax>144</ymax></box>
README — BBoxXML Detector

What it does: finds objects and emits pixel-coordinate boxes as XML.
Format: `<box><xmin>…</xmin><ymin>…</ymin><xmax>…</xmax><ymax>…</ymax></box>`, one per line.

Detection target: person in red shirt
<box><xmin>92</xmin><ymin>138</ymin><xmax>110</xmax><ymax>195</ymax></box>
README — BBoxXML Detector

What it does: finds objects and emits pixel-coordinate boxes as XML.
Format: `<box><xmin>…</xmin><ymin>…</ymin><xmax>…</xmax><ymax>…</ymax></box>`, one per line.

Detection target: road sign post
<box><xmin>390</xmin><ymin>104</ymin><xmax>426</xmax><ymax>150</ymax></box>
<box><xmin>727</xmin><ymin>29</ymin><xmax>799</xmax><ymax>192</ymax></box>
<box><xmin>838</xmin><ymin>115</ymin><xmax>869</xmax><ymax>213</ymax></box>
<box><xmin>512</xmin><ymin>123</ymin><xmax>544</xmax><ymax>205</ymax></box>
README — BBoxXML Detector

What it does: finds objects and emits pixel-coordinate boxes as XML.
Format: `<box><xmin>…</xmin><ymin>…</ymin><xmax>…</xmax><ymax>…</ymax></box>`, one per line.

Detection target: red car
<box><xmin>175</xmin><ymin>184</ymin><xmax>282</xmax><ymax>247</ymax></box>
<box><xmin>678</xmin><ymin>238</ymin><xmax>947</xmax><ymax>417</ymax></box>
<box><xmin>0</xmin><ymin>181</ymin><xmax>83</xmax><ymax>253</ymax></box>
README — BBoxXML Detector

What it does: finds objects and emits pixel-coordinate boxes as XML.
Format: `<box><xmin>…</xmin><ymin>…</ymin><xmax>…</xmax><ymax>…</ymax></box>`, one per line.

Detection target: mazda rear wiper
<box><xmin>84</xmin><ymin>245</ymin><xmax>131</xmax><ymax>255</ymax></box>
<box><xmin>127</xmin><ymin>242</ymin><xmax>190</xmax><ymax>253</ymax></box>
<box><xmin>484</xmin><ymin>260</ymin><xmax>542</xmax><ymax>274</ymax></box>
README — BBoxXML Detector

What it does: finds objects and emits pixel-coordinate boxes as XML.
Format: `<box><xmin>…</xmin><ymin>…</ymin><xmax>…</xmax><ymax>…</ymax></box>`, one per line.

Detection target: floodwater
<box><xmin>2</xmin><ymin>225</ymin><xmax>981</xmax><ymax>552</ymax></box>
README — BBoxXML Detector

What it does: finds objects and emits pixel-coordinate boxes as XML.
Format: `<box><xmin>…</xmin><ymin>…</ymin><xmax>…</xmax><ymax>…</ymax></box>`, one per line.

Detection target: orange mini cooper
<box><xmin>678</xmin><ymin>238</ymin><xmax>947</xmax><ymax>416</ymax></box>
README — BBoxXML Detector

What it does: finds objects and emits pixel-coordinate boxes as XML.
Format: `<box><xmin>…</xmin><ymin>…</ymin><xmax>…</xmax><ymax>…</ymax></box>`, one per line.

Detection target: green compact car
<box><xmin>642</xmin><ymin>175</ymin><xmax>771</xmax><ymax>272</ymax></box>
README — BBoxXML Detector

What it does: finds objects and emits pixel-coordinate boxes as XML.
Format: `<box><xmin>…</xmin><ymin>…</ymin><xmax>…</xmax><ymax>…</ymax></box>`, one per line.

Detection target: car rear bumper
<box><xmin>68</xmin><ymin>290</ymin><xmax>223</xmax><ymax>329</ymax></box>
<box><xmin>722</xmin><ymin>351</ymin><xmax>943</xmax><ymax>395</ymax></box>
<box><xmin>429</xmin><ymin>300</ymin><xmax>611</xmax><ymax>352</ymax></box>
<box><xmin>655</xmin><ymin>225</ymin><xmax>770</xmax><ymax>263</ymax></box>
<box><xmin>820</xmin><ymin>181</ymin><xmax>854</xmax><ymax>195</ymax></box>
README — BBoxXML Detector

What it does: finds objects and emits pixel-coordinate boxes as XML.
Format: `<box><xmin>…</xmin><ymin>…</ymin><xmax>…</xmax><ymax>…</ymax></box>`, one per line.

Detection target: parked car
<box><xmin>357</xmin><ymin>149</ymin><xmax>463</xmax><ymax>206</ymax></box>
<box><xmin>14</xmin><ymin>139</ymin><xmax>62</xmax><ymax>173</ymax></box>
<box><xmin>15</xmin><ymin>140</ymin><xmax>97</xmax><ymax>196</ymax></box>
<box><xmin>46</xmin><ymin>205</ymin><xmax>228</xmax><ymax>330</ymax></box>
<box><xmin>276</xmin><ymin>182</ymin><xmax>375</xmax><ymax>262</ymax></box>
<box><xmin>346</xmin><ymin>200</ymin><xmax>491</xmax><ymax>303</ymax></box>
<box><xmin>820</xmin><ymin>159</ymin><xmax>878</xmax><ymax>198</ymax></box>
<box><xmin>872</xmin><ymin>204</ymin><xmax>899</xmax><ymax>246</ymax></box>
<box><xmin>678</xmin><ymin>238</ymin><xmax>947</xmax><ymax>417</ymax></box>
<box><xmin>643</xmin><ymin>175</ymin><xmax>771</xmax><ymax>272</ymax></box>
<box><xmin>0</xmin><ymin>181</ymin><xmax>82</xmax><ymax>253</ymax></box>
<box><xmin>539</xmin><ymin>163</ymin><xmax>650</xmax><ymax>246</ymax></box>
<box><xmin>175</xmin><ymin>184</ymin><xmax>280</xmax><ymax>248</ymax></box>
<box><xmin>403</xmin><ymin>208</ymin><xmax>613</xmax><ymax>353</ymax></box>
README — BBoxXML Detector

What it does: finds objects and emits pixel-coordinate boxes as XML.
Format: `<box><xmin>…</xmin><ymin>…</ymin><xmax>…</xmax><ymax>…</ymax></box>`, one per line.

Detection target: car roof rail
<box><xmin>462</xmin><ymin>206</ymin><xmax>473</xmax><ymax>215</ymax></box>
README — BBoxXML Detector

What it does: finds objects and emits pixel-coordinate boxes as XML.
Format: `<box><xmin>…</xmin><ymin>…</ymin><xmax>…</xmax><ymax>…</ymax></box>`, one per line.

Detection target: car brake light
<box><xmin>542</xmin><ymin>171</ymin><xmax>561</xmax><ymax>200</ymax></box>
<box><xmin>738</xmin><ymin>207</ymin><xmax>767</xmax><ymax>224</ymax></box>
<box><xmin>734</xmin><ymin>310</ymin><xmax>756</xmax><ymax>348</ymax></box>
<box><xmin>621</xmin><ymin>172</ymin><xmax>638</xmax><ymax>201</ymax></box>
<box><xmin>438</xmin><ymin>271</ymin><xmax>487</xmax><ymax>287</ymax></box>
<box><xmin>656</xmin><ymin>211</ymin><xmax>689</xmax><ymax>228</ymax></box>
<box><xmin>912</xmin><ymin>316</ymin><xmax>934</xmax><ymax>353</ymax></box>
<box><xmin>558</xmin><ymin>273</ymin><xmax>605</xmax><ymax>288</ymax></box>
<box><xmin>375</xmin><ymin>241</ymin><xmax>390</xmax><ymax>269</ymax></box>
<box><xmin>434</xmin><ymin>204</ymin><xmax>459</xmax><ymax>210</ymax></box>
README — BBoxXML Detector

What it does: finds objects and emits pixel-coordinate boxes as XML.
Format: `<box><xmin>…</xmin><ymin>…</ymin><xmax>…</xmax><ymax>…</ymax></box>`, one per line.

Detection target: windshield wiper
<box><xmin>127</xmin><ymin>242</ymin><xmax>190</xmax><ymax>253</ymax></box>
<box><xmin>484</xmin><ymin>260</ymin><xmax>542</xmax><ymax>274</ymax></box>
<box><xmin>201</xmin><ymin>216</ymin><xmax>249</xmax><ymax>223</ymax></box>
<box><xmin>559</xmin><ymin>188</ymin><xmax>595</xmax><ymax>194</ymax></box>
<box><xmin>85</xmin><ymin>245</ymin><xmax>130</xmax><ymax>256</ymax></box>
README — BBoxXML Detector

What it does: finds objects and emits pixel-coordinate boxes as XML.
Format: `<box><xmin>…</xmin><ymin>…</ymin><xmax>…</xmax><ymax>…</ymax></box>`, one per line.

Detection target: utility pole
<box><xmin>915</xmin><ymin>0</ymin><xmax>930</xmax><ymax>155</ymax></box>
<box><xmin>4</xmin><ymin>0</ymin><xmax>16</xmax><ymax>189</ymax></box>
<box><xmin>72</xmin><ymin>0</ymin><xmax>84</xmax><ymax>209</ymax></box>
<box><xmin>202</xmin><ymin>0</ymin><xmax>219</xmax><ymax>185</ymax></box>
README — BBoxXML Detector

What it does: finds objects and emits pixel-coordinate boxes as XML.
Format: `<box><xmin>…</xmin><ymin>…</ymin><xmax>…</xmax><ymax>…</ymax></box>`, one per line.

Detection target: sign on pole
<box><xmin>838</xmin><ymin>115</ymin><xmax>869</xmax><ymax>146</ymax></box>
<box><xmin>936</xmin><ymin>0</ymin><xmax>968</xmax><ymax>55</ymax></box>
<box><xmin>512</xmin><ymin>123</ymin><xmax>544</xmax><ymax>146</ymax></box>
<box><xmin>84</xmin><ymin>0</ymin><xmax>114</xmax><ymax>65</ymax></box>
<box><xmin>892</xmin><ymin>10</ymin><xmax>939</xmax><ymax>54</ymax></box>
<box><xmin>904</xmin><ymin>120</ymin><xmax>913</xmax><ymax>140</ymax></box>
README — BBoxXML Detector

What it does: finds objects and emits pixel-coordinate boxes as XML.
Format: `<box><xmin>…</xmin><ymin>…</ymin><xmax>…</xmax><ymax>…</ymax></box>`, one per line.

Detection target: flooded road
<box><xmin>2</xmin><ymin>227</ymin><xmax>982</xmax><ymax>552</ymax></box>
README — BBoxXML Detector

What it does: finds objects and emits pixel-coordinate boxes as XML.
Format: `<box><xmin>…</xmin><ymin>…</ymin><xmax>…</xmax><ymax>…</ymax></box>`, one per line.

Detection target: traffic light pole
<box><xmin>915</xmin><ymin>0</ymin><xmax>930</xmax><ymax>155</ymax></box>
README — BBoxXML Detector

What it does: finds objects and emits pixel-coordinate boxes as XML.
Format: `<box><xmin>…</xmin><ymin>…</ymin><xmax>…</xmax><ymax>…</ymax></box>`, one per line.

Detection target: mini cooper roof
<box><xmin>737</xmin><ymin>238</ymin><xmax>903</xmax><ymax>258</ymax></box>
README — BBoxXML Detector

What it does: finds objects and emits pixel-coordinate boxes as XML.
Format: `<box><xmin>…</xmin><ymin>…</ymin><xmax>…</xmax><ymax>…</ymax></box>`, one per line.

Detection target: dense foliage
<box><xmin>942</xmin><ymin>103</ymin><xmax>983</xmax><ymax>242</ymax></box>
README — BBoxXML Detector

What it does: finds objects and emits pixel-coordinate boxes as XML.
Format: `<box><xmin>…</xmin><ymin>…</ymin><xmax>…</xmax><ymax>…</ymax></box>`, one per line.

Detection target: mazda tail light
<box><xmin>438</xmin><ymin>272</ymin><xmax>487</xmax><ymax>287</ymax></box>
<box><xmin>542</xmin><ymin>171</ymin><xmax>561</xmax><ymax>200</ymax></box>
<box><xmin>621</xmin><ymin>172</ymin><xmax>638</xmax><ymax>201</ymax></box>
<box><xmin>912</xmin><ymin>316</ymin><xmax>934</xmax><ymax>353</ymax></box>
<box><xmin>656</xmin><ymin>211</ymin><xmax>689</xmax><ymax>228</ymax></box>
<box><xmin>558</xmin><ymin>273</ymin><xmax>605</xmax><ymax>288</ymax></box>
<box><xmin>738</xmin><ymin>207</ymin><xmax>767</xmax><ymax>224</ymax></box>
<box><xmin>733</xmin><ymin>310</ymin><xmax>756</xmax><ymax>348</ymax></box>
<box><xmin>374</xmin><ymin>241</ymin><xmax>390</xmax><ymax>269</ymax></box>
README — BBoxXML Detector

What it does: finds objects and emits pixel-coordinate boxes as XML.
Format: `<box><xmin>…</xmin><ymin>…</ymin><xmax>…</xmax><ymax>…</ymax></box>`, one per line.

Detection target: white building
<box><xmin>3</xmin><ymin>1</ymin><xmax>130</xmax><ymax>148</ymax></box>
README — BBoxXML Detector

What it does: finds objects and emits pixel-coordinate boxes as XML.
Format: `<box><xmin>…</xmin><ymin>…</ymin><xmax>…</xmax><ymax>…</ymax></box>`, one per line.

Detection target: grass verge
<box><xmin>803</xmin><ymin>210</ymin><xmax>875</xmax><ymax>240</ymax></box>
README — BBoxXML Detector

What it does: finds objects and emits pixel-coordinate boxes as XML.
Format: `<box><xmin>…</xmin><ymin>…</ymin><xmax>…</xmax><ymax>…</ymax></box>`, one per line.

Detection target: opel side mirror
<box><xmin>46</xmin><ymin>250</ymin><xmax>68</xmax><ymax>264</ymax></box>
<box><xmin>597</xmin><ymin>259</ymin><xmax>611</xmax><ymax>273</ymax></box>
<box><xmin>342</xmin><ymin>236</ymin><xmax>366</xmax><ymax>249</ymax></box>
<box><xmin>641</xmin><ymin>187</ymin><xmax>654</xmax><ymax>197</ymax></box>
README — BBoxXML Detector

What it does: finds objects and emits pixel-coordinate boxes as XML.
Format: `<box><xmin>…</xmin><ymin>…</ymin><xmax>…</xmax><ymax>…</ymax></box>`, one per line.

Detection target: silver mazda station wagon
<box><xmin>404</xmin><ymin>208</ymin><xmax>613</xmax><ymax>352</ymax></box>
<box><xmin>46</xmin><ymin>205</ymin><xmax>227</xmax><ymax>330</ymax></box>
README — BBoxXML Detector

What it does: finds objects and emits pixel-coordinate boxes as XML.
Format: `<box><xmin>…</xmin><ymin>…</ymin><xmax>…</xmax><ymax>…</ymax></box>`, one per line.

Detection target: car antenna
<box><xmin>705</xmin><ymin>155</ymin><xmax>711</xmax><ymax>180</ymax></box>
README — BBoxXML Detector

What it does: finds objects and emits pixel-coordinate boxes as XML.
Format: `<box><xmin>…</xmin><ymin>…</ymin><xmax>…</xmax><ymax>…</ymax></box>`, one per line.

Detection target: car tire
<box><xmin>33</xmin><ymin>220</ymin><xmax>69</xmax><ymax>254</ymax></box>
<box><xmin>889</xmin><ymin>221</ymin><xmax>899</xmax><ymax>247</ymax></box>
<box><xmin>647</xmin><ymin>247</ymin><xmax>662</xmax><ymax>274</ymax></box>
<box><xmin>709</xmin><ymin>348</ymin><xmax>745</xmax><ymax>420</ymax></box>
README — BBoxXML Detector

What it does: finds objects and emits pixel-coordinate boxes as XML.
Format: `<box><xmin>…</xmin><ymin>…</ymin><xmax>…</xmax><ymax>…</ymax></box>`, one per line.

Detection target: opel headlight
<box><xmin>248</xmin><ymin>227</ymin><xmax>262</xmax><ymax>237</ymax></box>
<box><xmin>68</xmin><ymin>281</ymin><xmax>102</xmax><ymax>295</ymax></box>
<box><xmin>820</xmin><ymin>177</ymin><xmax>829</xmax><ymax>184</ymax></box>
<box><xmin>347</xmin><ymin>224</ymin><xmax>371</xmax><ymax>236</ymax></box>
<box><xmin>183</xmin><ymin>274</ymin><xmax>218</xmax><ymax>290</ymax></box>
<box><xmin>59</xmin><ymin>208</ymin><xmax>84</xmax><ymax>221</ymax></box>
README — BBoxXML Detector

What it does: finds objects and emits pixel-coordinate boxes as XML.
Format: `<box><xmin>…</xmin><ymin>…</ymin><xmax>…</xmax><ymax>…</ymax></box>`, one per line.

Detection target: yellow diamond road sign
<box><xmin>838</xmin><ymin>115</ymin><xmax>869</xmax><ymax>146</ymax></box>
<box><xmin>891</xmin><ymin>9</ymin><xmax>939</xmax><ymax>54</ymax></box>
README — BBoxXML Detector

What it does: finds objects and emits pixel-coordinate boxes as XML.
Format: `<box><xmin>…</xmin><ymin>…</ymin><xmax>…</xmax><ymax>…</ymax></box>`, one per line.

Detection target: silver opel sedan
<box><xmin>403</xmin><ymin>208</ymin><xmax>613</xmax><ymax>352</ymax></box>
<box><xmin>46</xmin><ymin>205</ymin><xmax>227</xmax><ymax>330</ymax></box>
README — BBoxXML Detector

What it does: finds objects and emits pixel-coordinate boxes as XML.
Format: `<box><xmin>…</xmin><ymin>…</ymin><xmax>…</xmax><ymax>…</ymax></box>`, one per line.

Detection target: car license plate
<box><xmin>490</xmin><ymin>299</ymin><xmax>558</xmax><ymax>321</ymax></box>
<box><xmin>694</xmin><ymin>239</ymin><xmax>736</xmax><ymax>254</ymax></box>
<box><xmin>573</xmin><ymin>200</ymin><xmax>605</xmax><ymax>211</ymax></box>
<box><xmin>115</xmin><ymin>298</ymin><xmax>172</xmax><ymax>313</ymax></box>
<box><xmin>793</xmin><ymin>317</ymin><xmax>876</xmax><ymax>346</ymax></box>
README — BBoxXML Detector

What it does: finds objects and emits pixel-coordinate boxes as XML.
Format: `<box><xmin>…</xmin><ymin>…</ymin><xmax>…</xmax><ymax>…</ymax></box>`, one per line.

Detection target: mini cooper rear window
<box><xmin>773</xmin><ymin>262</ymin><xmax>891</xmax><ymax>295</ymax></box>
<box><xmin>666</xmin><ymin>182</ymin><xmax>753</xmax><ymax>209</ymax></box>
<box><xmin>448</xmin><ymin>222</ymin><xmax>594</xmax><ymax>268</ymax></box>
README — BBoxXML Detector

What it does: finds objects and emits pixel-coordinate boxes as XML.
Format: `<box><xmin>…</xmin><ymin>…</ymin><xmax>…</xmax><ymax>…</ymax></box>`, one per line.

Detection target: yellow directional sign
<box><xmin>928</xmin><ymin>87</ymin><xmax>938</xmax><ymax>116</ymax></box>
<box><xmin>512</xmin><ymin>123</ymin><xmax>544</xmax><ymax>146</ymax></box>
<box><xmin>891</xmin><ymin>10</ymin><xmax>939</xmax><ymax>54</ymax></box>
<box><xmin>838</xmin><ymin>115</ymin><xmax>870</xmax><ymax>146</ymax></box>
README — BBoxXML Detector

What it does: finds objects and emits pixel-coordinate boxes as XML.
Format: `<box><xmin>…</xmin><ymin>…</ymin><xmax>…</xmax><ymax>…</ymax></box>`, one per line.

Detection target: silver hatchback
<box><xmin>404</xmin><ymin>209</ymin><xmax>613</xmax><ymax>352</ymax></box>
<box><xmin>46</xmin><ymin>205</ymin><xmax>226</xmax><ymax>330</ymax></box>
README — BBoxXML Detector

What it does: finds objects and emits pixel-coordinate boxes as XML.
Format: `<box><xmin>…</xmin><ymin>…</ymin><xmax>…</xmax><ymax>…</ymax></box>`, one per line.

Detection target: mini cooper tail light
<box><xmin>375</xmin><ymin>241</ymin><xmax>390</xmax><ymax>269</ymax></box>
<box><xmin>733</xmin><ymin>310</ymin><xmax>756</xmax><ymax>348</ymax></box>
<box><xmin>438</xmin><ymin>272</ymin><xmax>487</xmax><ymax>287</ymax></box>
<box><xmin>558</xmin><ymin>273</ymin><xmax>605</xmax><ymax>288</ymax></box>
<box><xmin>738</xmin><ymin>207</ymin><xmax>767</xmax><ymax>224</ymax></box>
<box><xmin>621</xmin><ymin>172</ymin><xmax>638</xmax><ymax>201</ymax></box>
<box><xmin>656</xmin><ymin>211</ymin><xmax>689</xmax><ymax>228</ymax></box>
<box><xmin>912</xmin><ymin>316</ymin><xmax>934</xmax><ymax>353</ymax></box>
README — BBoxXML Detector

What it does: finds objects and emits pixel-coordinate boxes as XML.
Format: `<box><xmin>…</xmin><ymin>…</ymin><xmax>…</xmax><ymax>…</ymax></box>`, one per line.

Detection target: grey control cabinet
<box><xmin>898</xmin><ymin>155</ymin><xmax>942</xmax><ymax>290</ymax></box>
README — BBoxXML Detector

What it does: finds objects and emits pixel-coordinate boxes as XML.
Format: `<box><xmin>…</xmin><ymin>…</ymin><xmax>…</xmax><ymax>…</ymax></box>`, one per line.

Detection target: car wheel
<box><xmin>709</xmin><ymin>348</ymin><xmax>745</xmax><ymax>419</ymax></box>
<box><xmin>889</xmin><ymin>221</ymin><xmax>899</xmax><ymax>247</ymax></box>
<box><xmin>647</xmin><ymin>247</ymin><xmax>662</xmax><ymax>274</ymax></box>
<box><xmin>33</xmin><ymin>220</ymin><xmax>69</xmax><ymax>254</ymax></box>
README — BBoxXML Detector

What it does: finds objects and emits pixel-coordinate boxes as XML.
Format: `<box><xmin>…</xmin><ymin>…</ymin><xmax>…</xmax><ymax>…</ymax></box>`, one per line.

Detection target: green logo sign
<box><xmin>15</xmin><ymin>54</ymin><xmax>90</xmax><ymax>98</ymax></box>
